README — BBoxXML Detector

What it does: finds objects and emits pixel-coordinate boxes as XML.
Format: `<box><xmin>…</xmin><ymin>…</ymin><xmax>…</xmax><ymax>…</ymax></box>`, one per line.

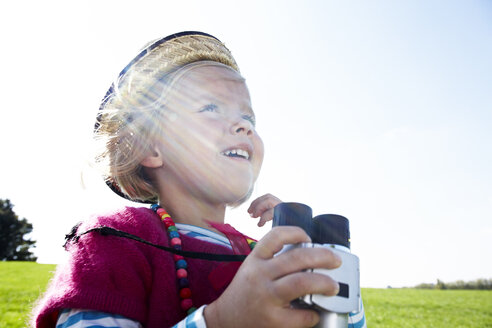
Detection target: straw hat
<box><xmin>95</xmin><ymin>31</ymin><xmax>240</xmax><ymax>202</ymax></box>
<box><xmin>98</xmin><ymin>31</ymin><xmax>239</xmax><ymax>123</ymax></box>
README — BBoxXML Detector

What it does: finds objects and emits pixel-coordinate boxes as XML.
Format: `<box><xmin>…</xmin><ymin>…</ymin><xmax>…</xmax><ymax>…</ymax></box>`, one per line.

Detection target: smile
<box><xmin>221</xmin><ymin>148</ymin><xmax>250</xmax><ymax>160</ymax></box>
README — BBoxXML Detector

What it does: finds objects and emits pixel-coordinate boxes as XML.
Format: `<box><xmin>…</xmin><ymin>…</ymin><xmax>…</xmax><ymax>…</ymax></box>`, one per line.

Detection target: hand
<box><xmin>248</xmin><ymin>193</ymin><xmax>282</xmax><ymax>227</ymax></box>
<box><xmin>204</xmin><ymin>226</ymin><xmax>341</xmax><ymax>328</ymax></box>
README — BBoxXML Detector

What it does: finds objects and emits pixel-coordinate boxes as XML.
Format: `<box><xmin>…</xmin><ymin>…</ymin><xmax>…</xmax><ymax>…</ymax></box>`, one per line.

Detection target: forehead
<box><xmin>180</xmin><ymin>64</ymin><xmax>245</xmax><ymax>83</ymax></box>
<box><xmin>172</xmin><ymin>65</ymin><xmax>250</xmax><ymax>101</ymax></box>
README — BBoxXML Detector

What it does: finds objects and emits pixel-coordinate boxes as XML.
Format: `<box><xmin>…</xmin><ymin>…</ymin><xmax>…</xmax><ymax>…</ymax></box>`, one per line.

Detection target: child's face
<box><xmin>153</xmin><ymin>64</ymin><xmax>264</xmax><ymax>205</ymax></box>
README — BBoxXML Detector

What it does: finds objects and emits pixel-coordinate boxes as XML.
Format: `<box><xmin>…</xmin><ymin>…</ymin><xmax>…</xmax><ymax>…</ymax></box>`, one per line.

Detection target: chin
<box><xmin>222</xmin><ymin>182</ymin><xmax>254</xmax><ymax>208</ymax></box>
<box><xmin>227</xmin><ymin>188</ymin><xmax>254</xmax><ymax>208</ymax></box>
<box><xmin>206</xmin><ymin>173</ymin><xmax>255</xmax><ymax>206</ymax></box>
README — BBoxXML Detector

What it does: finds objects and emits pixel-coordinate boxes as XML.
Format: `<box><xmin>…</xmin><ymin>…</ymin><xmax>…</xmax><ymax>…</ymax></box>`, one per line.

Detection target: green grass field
<box><xmin>1</xmin><ymin>261</ymin><xmax>491</xmax><ymax>327</ymax></box>
<box><xmin>0</xmin><ymin>262</ymin><xmax>56</xmax><ymax>328</ymax></box>
<box><xmin>362</xmin><ymin>288</ymin><xmax>492</xmax><ymax>327</ymax></box>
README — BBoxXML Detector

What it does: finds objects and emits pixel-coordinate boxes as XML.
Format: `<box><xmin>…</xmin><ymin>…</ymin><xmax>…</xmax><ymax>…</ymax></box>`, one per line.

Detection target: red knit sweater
<box><xmin>32</xmin><ymin>207</ymin><xmax>247</xmax><ymax>328</ymax></box>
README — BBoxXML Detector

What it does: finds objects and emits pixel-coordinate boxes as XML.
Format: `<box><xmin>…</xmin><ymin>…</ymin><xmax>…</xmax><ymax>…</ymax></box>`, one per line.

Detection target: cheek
<box><xmin>163</xmin><ymin>118</ymin><xmax>217</xmax><ymax>149</ymax></box>
<box><xmin>253</xmin><ymin>135</ymin><xmax>264</xmax><ymax>175</ymax></box>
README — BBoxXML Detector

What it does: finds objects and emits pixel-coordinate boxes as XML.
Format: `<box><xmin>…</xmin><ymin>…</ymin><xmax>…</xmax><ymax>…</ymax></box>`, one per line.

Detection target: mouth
<box><xmin>220</xmin><ymin>146</ymin><xmax>252</xmax><ymax>160</ymax></box>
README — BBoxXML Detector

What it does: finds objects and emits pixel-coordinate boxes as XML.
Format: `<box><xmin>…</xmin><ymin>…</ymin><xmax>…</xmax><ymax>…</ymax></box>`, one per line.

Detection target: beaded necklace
<box><xmin>151</xmin><ymin>204</ymin><xmax>256</xmax><ymax>315</ymax></box>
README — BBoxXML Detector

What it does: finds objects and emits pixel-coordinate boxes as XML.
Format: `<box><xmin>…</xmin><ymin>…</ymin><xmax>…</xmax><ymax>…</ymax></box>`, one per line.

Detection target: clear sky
<box><xmin>1</xmin><ymin>0</ymin><xmax>491</xmax><ymax>288</ymax></box>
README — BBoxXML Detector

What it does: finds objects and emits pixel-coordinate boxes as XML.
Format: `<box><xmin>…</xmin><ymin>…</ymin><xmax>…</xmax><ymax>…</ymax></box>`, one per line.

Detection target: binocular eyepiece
<box><xmin>273</xmin><ymin>202</ymin><xmax>350</xmax><ymax>249</ymax></box>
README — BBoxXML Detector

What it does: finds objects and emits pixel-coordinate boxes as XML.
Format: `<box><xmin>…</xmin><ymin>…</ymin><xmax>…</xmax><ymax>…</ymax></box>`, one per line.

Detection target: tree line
<box><xmin>416</xmin><ymin>278</ymin><xmax>492</xmax><ymax>290</ymax></box>
<box><xmin>0</xmin><ymin>198</ymin><xmax>37</xmax><ymax>261</ymax></box>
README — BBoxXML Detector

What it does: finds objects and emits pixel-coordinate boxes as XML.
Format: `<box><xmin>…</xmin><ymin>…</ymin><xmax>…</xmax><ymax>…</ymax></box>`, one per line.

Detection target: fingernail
<box><xmin>333</xmin><ymin>282</ymin><xmax>340</xmax><ymax>296</ymax></box>
<box><xmin>334</xmin><ymin>253</ymin><xmax>342</xmax><ymax>267</ymax></box>
<box><xmin>323</xmin><ymin>281</ymin><xmax>339</xmax><ymax>297</ymax></box>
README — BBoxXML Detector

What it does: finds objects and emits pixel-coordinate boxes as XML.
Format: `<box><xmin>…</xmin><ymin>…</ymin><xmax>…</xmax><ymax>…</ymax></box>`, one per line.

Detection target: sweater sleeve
<box><xmin>32</xmin><ymin>207</ymin><xmax>173</xmax><ymax>328</ymax></box>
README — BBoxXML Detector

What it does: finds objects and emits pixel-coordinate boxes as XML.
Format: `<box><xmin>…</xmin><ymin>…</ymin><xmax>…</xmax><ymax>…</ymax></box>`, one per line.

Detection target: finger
<box><xmin>268</xmin><ymin>246</ymin><xmax>342</xmax><ymax>279</ymax></box>
<box><xmin>253</xmin><ymin>226</ymin><xmax>311</xmax><ymax>259</ymax></box>
<box><xmin>251</xmin><ymin>193</ymin><xmax>281</xmax><ymax>216</ymax></box>
<box><xmin>273</xmin><ymin>271</ymin><xmax>340</xmax><ymax>301</ymax></box>
<box><xmin>248</xmin><ymin>193</ymin><xmax>282</xmax><ymax>217</ymax></box>
<box><xmin>257</xmin><ymin>208</ymin><xmax>274</xmax><ymax>227</ymax></box>
<box><xmin>275</xmin><ymin>307</ymin><xmax>320</xmax><ymax>328</ymax></box>
<box><xmin>247</xmin><ymin>194</ymin><xmax>270</xmax><ymax>215</ymax></box>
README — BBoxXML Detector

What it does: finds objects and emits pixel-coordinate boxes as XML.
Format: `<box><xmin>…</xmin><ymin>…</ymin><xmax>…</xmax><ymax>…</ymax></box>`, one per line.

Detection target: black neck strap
<box><xmin>65</xmin><ymin>225</ymin><xmax>247</xmax><ymax>262</ymax></box>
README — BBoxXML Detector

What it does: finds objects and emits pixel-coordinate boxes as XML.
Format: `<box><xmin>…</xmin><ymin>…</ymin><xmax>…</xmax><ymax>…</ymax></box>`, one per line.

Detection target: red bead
<box><xmin>176</xmin><ymin>268</ymin><xmax>188</xmax><ymax>278</ymax></box>
<box><xmin>180</xmin><ymin>287</ymin><xmax>192</xmax><ymax>298</ymax></box>
<box><xmin>170</xmin><ymin>238</ymin><xmax>182</xmax><ymax>246</ymax></box>
<box><xmin>181</xmin><ymin>298</ymin><xmax>193</xmax><ymax>311</ymax></box>
<box><xmin>156</xmin><ymin>208</ymin><xmax>167</xmax><ymax>216</ymax></box>
<box><xmin>173</xmin><ymin>254</ymin><xmax>184</xmax><ymax>261</ymax></box>
<box><xmin>163</xmin><ymin>219</ymin><xmax>175</xmax><ymax>228</ymax></box>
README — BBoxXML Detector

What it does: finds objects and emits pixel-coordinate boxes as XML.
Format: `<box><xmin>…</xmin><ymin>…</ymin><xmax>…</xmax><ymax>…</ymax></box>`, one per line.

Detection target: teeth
<box><xmin>222</xmin><ymin>149</ymin><xmax>250</xmax><ymax>160</ymax></box>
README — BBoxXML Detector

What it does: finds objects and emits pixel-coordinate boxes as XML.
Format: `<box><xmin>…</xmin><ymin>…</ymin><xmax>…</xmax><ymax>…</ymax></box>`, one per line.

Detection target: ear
<box><xmin>140</xmin><ymin>146</ymin><xmax>163</xmax><ymax>168</ymax></box>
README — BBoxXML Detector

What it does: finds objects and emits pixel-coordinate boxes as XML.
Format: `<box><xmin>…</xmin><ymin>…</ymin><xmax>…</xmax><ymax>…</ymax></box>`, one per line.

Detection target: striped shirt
<box><xmin>174</xmin><ymin>223</ymin><xmax>232</xmax><ymax>249</ymax></box>
<box><xmin>349</xmin><ymin>297</ymin><xmax>367</xmax><ymax>328</ymax></box>
<box><xmin>56</xmin><ymin>225</ymin><xmax>366</xmax><ymax>327</ymax></box>
<box><xmin>56</xmin><ymin>309</ymin><xmax>143</xmax><ymax>328</ymax></box>
<box><xmin>56</xmin><ymin>306</ymin><xmax>207</xmax><ymax>328</ymax></box>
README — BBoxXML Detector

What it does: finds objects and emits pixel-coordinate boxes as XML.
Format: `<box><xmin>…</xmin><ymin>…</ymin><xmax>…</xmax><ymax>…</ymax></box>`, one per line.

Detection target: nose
<box><xmin>231</xmin><ymin>117</ymin><xmax>253</xmax><ymax>136</ymax></box>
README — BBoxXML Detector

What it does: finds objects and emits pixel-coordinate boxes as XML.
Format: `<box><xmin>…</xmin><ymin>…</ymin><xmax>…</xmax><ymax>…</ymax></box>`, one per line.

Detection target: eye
<box><xmin>199</xmin><ymin>104</ymin><xmax>218</xmax><ymax>112</ymax></box>
<box><xmin>242</xmin><ymin>114</ymin><xmax>256</xmax><ymax>127</ymax></box>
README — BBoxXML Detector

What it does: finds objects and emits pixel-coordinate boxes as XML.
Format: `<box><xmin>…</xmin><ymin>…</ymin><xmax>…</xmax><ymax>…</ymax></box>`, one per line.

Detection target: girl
<box><xmin>32</xmin><ymin>31</ymin><xmax>360</xmax><ymax>328</ymax></box>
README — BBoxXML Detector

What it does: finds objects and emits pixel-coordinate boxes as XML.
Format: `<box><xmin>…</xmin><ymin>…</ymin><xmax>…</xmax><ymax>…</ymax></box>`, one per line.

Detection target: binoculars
<box><xmin>273</xmin><ymin>203</ymin><xmax>360</xmax><ymax>328</ymax></box>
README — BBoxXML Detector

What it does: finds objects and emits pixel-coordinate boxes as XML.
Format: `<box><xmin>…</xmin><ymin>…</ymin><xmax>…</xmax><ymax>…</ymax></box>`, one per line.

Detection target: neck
<box><xmin>157</xmin><ymin>186</ymin><xmax>227</xmax><ymax>235</ymax></box>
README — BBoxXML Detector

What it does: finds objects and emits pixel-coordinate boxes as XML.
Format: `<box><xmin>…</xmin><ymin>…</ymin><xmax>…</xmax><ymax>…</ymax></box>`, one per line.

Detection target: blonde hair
<box><xmin>94</xmin><ymin>32</ymin><xmax>240</xmax><ymax>203</ymax></box>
